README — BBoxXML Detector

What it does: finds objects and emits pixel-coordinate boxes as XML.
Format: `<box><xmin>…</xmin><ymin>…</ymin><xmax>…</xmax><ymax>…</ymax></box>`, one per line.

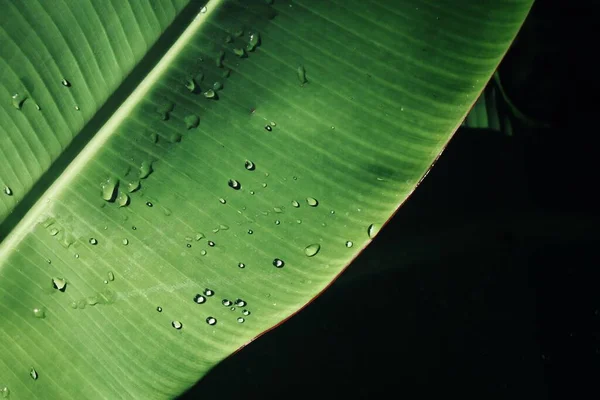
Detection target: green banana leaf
<box><xmin>0</xmin><ymin>0</ymin><xmax>532</xmax><ymax>398</ymax></box>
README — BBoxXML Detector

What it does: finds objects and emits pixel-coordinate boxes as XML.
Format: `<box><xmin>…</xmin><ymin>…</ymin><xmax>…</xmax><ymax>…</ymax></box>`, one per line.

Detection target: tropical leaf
<box><xmin>0</xmin><ymin>0</ymin><xmax>532</xmax><ymax>398</ymax></box>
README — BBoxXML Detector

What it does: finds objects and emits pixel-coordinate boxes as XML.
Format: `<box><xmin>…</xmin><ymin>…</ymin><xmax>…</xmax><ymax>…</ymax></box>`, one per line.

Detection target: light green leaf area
<box><xmin>0</xmin><ymin>0</ymin><xmax>532</xmax><ymax>398</ymax></box>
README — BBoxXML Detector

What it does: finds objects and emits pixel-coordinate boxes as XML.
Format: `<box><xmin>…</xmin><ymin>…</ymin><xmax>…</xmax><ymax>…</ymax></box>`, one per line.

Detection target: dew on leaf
<box><xmin>156</xmin><ymin>306</ymin><xmax>163</xmax><ymax>312</ymax></box>
<box><xmin>292</xmin><ymin>200</ymin><xmax>300</xmax><ymax>208</ymax></box>
<box><xmin>150</xmin><ymin>132</ymin><xmax>159</xmax><ymax>143</ymax></box>
<box><xmin>194</xmin><ymin>294</ymin><xmax>206</xmax><ymax>304</ymax></box>
<box><xmin>61</xmin><ymin>78</ymin><xmax>70</xmax><ymax>87</ymax></box>
<box><xmin>233</xmin><ymin>48</ymin><xmax>247</xmax><ymax>58</ymax></box>
<box><xmin>219</xmin><ymin>198</ymin><xmax>226</xmax><ymax>204</ymax></box>
<box><xmin>216</xmin><ymin>50</ymin><xmax>225</xmax><ymax>67</ymax></box>
<box><xmin>235</xmin><ymin>299</ymin><xmax>246</xmax><ymax>307</ymax></box>
<box><xmin>32</xmin><ymin>307</ymin><xmax>45</xmax><ymax>319</ymax></box>
<box><xmin>3</xmin><ymin>186</ymin><xmax>12</xmax><ymax>196</ymax></box>
<box><xmin>200</xmin><ymin>250</ymin><xmax>207</xmax><ymax>256</ymax></box>
<box><xmin>213</xmin><ymin>81</ymin><xmax>223</xmax><ymax>91</ymax></box>
<box><xmin>297</xmin><ymin>65</ymin><xmax>308</xmax><ymax>84</ymax></box>
<box><xmin>204</xmin><ymin>288</ymin><xmax>214</xmax><ymax>297</ymax></box>
<box><xmin>273</xmin><ymin>258</ymin><xmax>285</xmax><ymax>268</ymax></box>
<box><xmin>306</xmin><ymin>197</ymin><xmax>318</xmax><ymax>207</ymax></box>
<box><xmin>52</xmin><ymin>277</ymin><xmax>67</xmax><ymax>292</ymax></box>
<box><xmin>206</xmin><ymin>317</ymin><xmax>217</xmax><ymax>325</ymax></box>
<box><xmin>238</xmin><ymin>262</ymin><xmax>245</xmax><ymax>268</ymax></box>
<box><xmin>11</xmin><ymin>93</ymin><xmax>28</xmax><ymax>109</ymax></box>
<box><xmin>247</xmin><ymin>31</ymin><xmax>261</xmax><ymax>52</ymax></box>
<box><xmin>139</xmin><ymin>160</ymin><xmax>153</xmax><ymax>179</ymax></box>
<box><xmin>49</xmin><ymin>228</ymin><xmax>59</xmax><ymax>236</ymax></box>
<box><xmin>172</xmin><ymin>321</ymin><xmax>183</xmax><ymax>330</ymax></box>
<box><xmin>195</xmin><ymin>232</ymin><xmax>205</xmax><ymax>241</ymax></box>
<box><xmin>29</xmin><ymin>368</ymin><xmax>38</xmax><ymax>380</ymax></box>
<box><xmin>275</xmin><ymin>220</ymin><xmax>280</xmax><ymax>225</ymax></box>
<box><xmin>203</xmin><ymin>89</ymin><xmax>216</xmax><ymax>99</ymax></box>
<box><xmin>264</xmin><ymin>124</ymin><xmax>272</xmax><ymax>132</ymax></box>
<box><xmin>367</xmin><ymin>223</ymin><xmax>380</xmax><ymax>239</ymax></box>
<box><xmin>345</xmin><ymin>241</ymin><xmax>353</xmax><ymax>248</ymax></box>
<box><xmin>1</xmin><ymin>386</ymin><xmax>10</xmax><ymax>398</ymax></box>
<box><xmin>247</xmin><ymin>229</ymin><xmax>253</xmax><ymax>235</ymax></box>
<box><xmin>89</xmin><ymin>238</ymin><xmax>98</xmax><ymax>245</ymax></box>
<box><xmin>117</xmin><ymin>192</ymin><xmax>130</xmax><ymax>207</ymax></box>
<box><xmin>108</xmin><ymin>271</ymin><xmax>115</xmax><ymax>281</ymax></box>
<box><xmin>100</xmin><ymin>177</ymin><xmax>118</xmax><ymax>201</ymax></box>
<box><xmin>237</xmin><ymin>317</ymin><xmax>245</xmax><ymax>323</ymax></box>
<box><xmin>122</xmin><ymin>238</ymin><xmax>129</xmax><ymax>245</ymax></box>
<box><xmin>208</xmin><ymin>241</ymin><xmax>215</xmax><ymax>247</ymax></box>
<box><xmin>185</xmin><ymin>114</ymin><xmax>200</xmax><ymax>129</ymax></box>
<box><xmin>126</xmin><ymin>180</ymin><xmax>140</xmax><ymax>193</ymax></box>
<box><xmin>228</xmin><ymin>179</ymin><xmax>241</xmax><ymax>190</ymax></box>
<box><xmin>185</xmin><ymin>78</ymin><xmax>197</xmax><ymax>92</ymax></box>
<box><xmin>242</xmin><ymin>309</ymin><xmax>251</xmax><ymax>316</ymax></box>
<box><xmin>304</xmin><ymin>243</ymin><xmax>321</xmax><ymax>257</ymax></box>
<box><xmin>245</xmin><ymin>160</ymin><xmax>255</xmax><ymax>170</ymax></box>
<box><xmin>146</xmin><ymin>201</ymin><xmax>153</xmax><ymax>207</ymax></box>
<box><xmin>222</xmin><ymin>299</ymin><xmax>232</xmax><ymax>306</ymax></box>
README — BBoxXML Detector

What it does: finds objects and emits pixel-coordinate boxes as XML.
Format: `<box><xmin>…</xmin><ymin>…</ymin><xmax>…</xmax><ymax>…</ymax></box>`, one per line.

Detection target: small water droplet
<box><xmin>222</xmin><ymin>68</ymin><xmax>231</xmax><ymax>78</ymax></box>
<box><xmin>117</xmin><ymin>192</ymin><xmax>130</xmax><ymax>207</ymax></box>
<box><xmin>11</xmin><ymin>93</ymin><xmax>27</xmax><ymax>109</ymax></box>
<box><xmin>100</xmin><ymin>177</ymin><xmax>119</xmax><ymax>201</ymax></box>
<box><xmin>200</xmin><ymin>6</ymin><xmax>207</xmax><ymax>13</ymax></box>
<box><xmin>243</xmin><ymin>309</ymin><xmax>251</xmax><ymax>316</ymax></box>
<box><xmin>216</xmin><ymin>50</ymin><xmax>225</xmax><ymax>68</ymax></box>
<box><xmin>195</xmin><ymin>232</ymin><xmax>205</xmax><ymax>241</ymax></box>
<box><xmin>230</xmin><ymin>306</ymin><xmax>236</xmax><ymax>311</ymax></box>
<box><xmin>89</xmin><ymin>238</ymin><xmax>98</xmax><ymax>245</ymax></box>
<box><xmin>122</xmin><ymin>238</ymin><xmax>129</xmax><ymax>245</ymax></box>
<box><xmin>193</xmin><ymin>294</ymin><xmax>206</xmax><ymax>304</ymax></box>
<box><xmin>250</xmin><ymin>190</ymin><xmax>255</xmax><ymax>195</ymax></box>
<box><xmin>237</xmin><ymin>317</ymin><xmax>245</xmax><ymax>323</ymax></box>
<box><xmin>185</xmin><ymin>78</ymin><xmax>197</xmax><ymax>92</ymax></box>
<box><xmin>222</xmin><ymin>299</ymin><xmax>232</xmax><ymax>306</ymax></box>
<box><xmin>206</xmin><ymin>316</ymin><xmax>217</xmax><ymax>325</ymax></box>
<box><xmin>219</xmin><ymin>198</ymin><xmax>226</xmax><ymax>204</ymax></box>
<box><xmin>156</xmin><ymin>306</ymin><xmax>163</xmax><ymax>312</ymax></box>
<box><xmin>70</xmin><ymin>301</ymin><xmax>78</xmax><ymax>309</ymax></box>
<box><xmin>185</xmin><ymin>114</ymin><xmax>200</xmax><ymax>129</ymax></box>
<box><xmin>225</xmin><ymin>34</ymin><xmax>233</xmax><ymax>43</ymax></box>
<box><xmin>228</xmin><ymin>179</ymin><xmax>241</xmax><ymax>190</ymax></box>
<box><xmin>330</xmin><ymin>210</ymin><xmax>335</xmax><ymax>215</ymax></box>
<box><xmin>304</xmin><ymin>243</ymin><xmax>321</xmax><ymax>257</ymax></box>
<box><xmin>186</xmin><ymin>243</ymin><xmax>192</xmax><ymax>248</ymax></box>
<box><xmin>74</xmin><ymin>105</ymin><xmax>80</xmax><ymax>111</ymax></box>
<box><xmin>262</xmin><ymin>183</ymin><xmax>267</xmax><ymax>188</ymax></box>
<box><xmin>200</xmin><ymin>250</ymin><xmax>207</xmax><ymax>256</ymax></box>
<box><xmin>297</xmin><ymin>65</ymin><xmax>307</xmax><ymax>84</ymax></box>
<box><xmin>32</xmin><ymin>307</ymin><xmax>45</xmax><ymax>319</ymax></box>
<box><xmin>367</xmin><ymin>223</ymin><xmax>381</xmax><ymax>239</ymax></box>
<box><xmin>61</xmin><ymin>78</ymin><xmax>70</xmax><ymax>87</ymax></box>
<box><xmin>247</xmin><ymin>31</ymin><xmax>261</xmax><ymax>52</ymax></box>
<box><xmin>126</xmin><ymin>180</ymin><xmax>140</xmax><ymax>193</ymax></box>
<box><xmin>150</xmin><ymin>132</ymin><xmax>159</xmax><ymax>143</ymax></box>
<box><xmin>213</xmin><ymin>81</ymin><xmax>223</xmax><ymax>91</ymax></box>
<box><xmin>108</xmin><ymin>271</ymin><xmax>115</xmax><ymax>281</ymax></box>
<box><xmin>264</xmin><ymin>124</ymin><xmax>272</xmax><ymax>132</ymax></box>
<box><xmin>247</xmin><ymin>229</ymin><xmax>253</xmax><ymax>235</ymax></box>
<box><xmin>203</xmin><ymin>89</ymin><xmax>216</xmax><ymax>99</ymax></box>
<box><xmin>234</xmin><ymin>299</ymin><xmax>247</xmax><ymax>307</ymax></box>
<box><xmin>49</xmin><ymin>227</ymin><xmax>59</xmax><ymax>236</ymax></box>
<box><xmin>172</xmin><ymin>320</ymin><xmax>183</xmax><ymax>330</ymax></box>
<box><xmin>3</xmin><ymin>186</ymin><xmax>12</xmax><ymax>196</ymax></box>
<box><xmin>238</xmin><ymin>262</ymin><xmax>245</xmax><ymax>268</ymax></box>
<box><xmin>345</xmin><ymin>241</ymin><xmax>353</xmax><ymax>248</ymax></box>
<box><xmin>273</xmin><ymin>207</ymin><xmax>283</xmax><ymax>213</ymax></box>
<box><xmin>275</xmin><ymin>220</ymin><xmax>280</xmax><ymax>225</ymax></box>
<box><xmin>29</xmin><ymin>368</ymin><xmax>38</xmax><ymax>380</ymax></box>
<box><xmin>1</xmin><ymin>386</ymin><xmax>10</xmax><ymax>398</ymax></box>
<box><xmin>139</xmin><ymin>160</ymin><xmax>153</xmax><ymax>179</ymax></box>
<box><xmin>233</xmin><ymin>48</ymin><xmax>247</xmax><ymax>58</ymax></box>
<box><xmin>87</xmin><ymin>296</ymin><xmax>99</xmax><ymax>306</ymax></box>
<box><xmin>273</xmin><ymin>258</ymin><xmax>285</xmax><ymax>268</ymax></box>
<box><xmin>296</xmin><ymin>219</ymin><xmax>302</xmax><ymax>224</ymax></box>
<box><xmin>291</xmin><ymin>200</ymin><xmax>299</xmax><ymax>208</ymax></box>
<box><xmin>208</xmin><ymin>241</ymin><xmax>215</xmax><ymax>247</ymax></box>
<box><xmin>306</xmin><ymin>197</ymin><xmax>319</xmax><ymax>207</ymax></box>
<box><xmin>52</xmin><ymin>277</ymin><xmax>67</xmax><ymax>292</ymax></box>
<box><xmin>146</xmin><ymin>201</ymin><xmax>153</xmax><ymax>207</ymax></box>
<box><xmin>74</xmin><ymin>254</ymin><xmax>80</xmax><ymax>259</ymax></box>
<box><xmin>204</xmin><ymin>288</ymin><xmax>214</xmax><ymax>297</ymax></box>
<box><xmin>245</xmin><ymin>160</ymin><xmax>256</xmax><ymax>171</ymax></box>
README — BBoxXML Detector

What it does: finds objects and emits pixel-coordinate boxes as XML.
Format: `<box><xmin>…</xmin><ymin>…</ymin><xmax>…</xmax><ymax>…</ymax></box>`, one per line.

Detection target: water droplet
<box><xmin>195</xmin><ymin>232</ymin><xmax>205</xmax><ymax>241</ymax></box>
<box><xmin>157</xmin><ymin>101</ymin><xmax>174</xmax><ymax>119</ymax></box>
<box><xmin>238</xmin><ymin>262</ymin><xmax>245</xmax><ymax>268</ymax></box>
<box><xmin>247</xmin><ymin>229</ymin><xmax>253</xmax><ymax>235</ymax></box>
<box><xmin>297</xmin><ymin>65</ymin><xmax>307</xmax><ymax>84</ymax></box>
<box><xmin>126</xmin><ymin>180</ymin><xmax>140</xmax><ymax>193</ymax></box>
<box><xmin>194</xmin><ymin>294</ymin><xmax>206</xmax><ymax>304</ymax></box>
<box><xmin>250</xmin><ymin>190</ymin><xmax>255</xmax><ymax>195</ymax></box>
<box><xmin>233</xmin><ymin>48</ymin><xmax>247</xmax><ymax>58</ymax></box>
<box><xmin>275</xmin><ymin>220</ymin><xmax>280</xmax><ymax>225</ymax></box>
<box><xmin>304</xmin><ymin>243</ymin><xmax>321</xmax><ymax>257</ymax></box>
<box><xmin>1</xmin><ymin>386</ymin><xmax>10</xmax><ymax>398</ymax></box>
<box><xmin>3</xmin><ymin>186</ymin><xmax>12</xmax><ymax>196</ymax></box>
<box><xmin>206</xmin><ymin>316</ymin><xmax>217</xmax><ymax>325</ymax></box>
<box><xmin>212</xmin><ymin>81</ymin><xmax>223</xmax><ymax>91</ymax></box>
<box><xmin>150</xmin><ymin>132</ymin><xmax>159</xmax><ymax>143</ymax></box>
<box><xmin>345</xmin><ymin>241</ymin><xmax>353</xmax><ymax>248</ymax></box>
<box><xmin>49</xmin><ymin>227</ymin><xmax>59</xmax><ymax>236</ymax></box>
<box><xmin>87</xmin><ymin>296</ymin><xmax>99</xmax><ymax>306</ymax></box>
<box><xmin>74</xmin><ymin>253</ymin><xmax>80</xmax><ymax>259</ymax></box>
<box><xmin>296</xmin><ymin>219</ymin><xmax>302</xmax><ymax>224</ymax></box>
<box><xmin>186</xmin><ymin>243</ymin><xmax>192</xmax><ymax>248</ymax></box>
<box><xmin>146</xmin><ymin>201</ymin><xmax>153</xmax><ymax>207</ymax></box>
<box><xmin>29</xmin><ymin>368</ymin><xmax>38</xmax><ymax>380</ymax></box>
<box><xmin>247</xmin><ymin>31</ymin><xmax>261</xmax><ymax>52</ymax></box>
<box><xmin>167</xmin><ymin>132</ymin><xmax>182</xmax><ymax>143</ymax></box>
<box><xmin>200</xmin><ymin>6</ymin><xmax>207</xmax><ymax>13</ymax></box>
<box><xmin>100</xmin><ymin>177</ymin><xmax>118</xmax><ymax>201</ymax></box>
<box><xmin>273</xmin><ymin>207</ymin><xmax>283</xmax><ymax>213</ymax></box>
<box><xmin>228</xmin><ymin>179</ymin><xmax>241</xmax><ymax>190</ymax></box>
<box><xmin>264</xmin><ymin>124</ymin><xmax>272</xmax><ymax>132</ymax></box>
<box><xmin>89</xmin><ymin>238</ymin><xmax>98</xmax><ymax>245</ymax></box>
<box><xmin>184</xmin><ymin>78</ymin><xmax>197</xmax><ymax>93</ymax></box>
<box><xmin>32</xmin><ymin>307</ymin><xmax>45</xmax><ymax>319</ymax></box>
<box><xmin>273</xmin><ymin>258</ymin><xmax>285</xmax><ymax>268</ymax></box>
<box><xmin>306</xmin><ymin>197</ymin><xmax>319</xmax><ymax>207</ymax></box>
<box><xmin>291</xmin><ymin>200</ymin><xmax>299</xmax><ymax>208</ymax></box>
<box><xmin>122</xmin><ymin>238</ymin><xmax>129</xmax><ymax>245</ymax></box>
<box><xmin>242</xmin><ymin>309</ymin><xmax>251</xmax><ymax>316</ymax></box>
<box><xmin>245</xmin><ymin>160</ymin><xmax>256</xmax><ymax>170</ymax></box>
<box><xmin>156</xmin><ymin>306</ymin><xmax>162</xmax><ymax>312</ymax></box>
<box><xmin>216</xmin><ymin>50</ymin><xmax>225</xmax><ymax>68</ymax></box>
<box><xmin>262</xmin><ymin>183</ymin><xmax>267</xmax><ymax>188</ymax></box>
<box><xmin>132</xmin><ymin>226</ymin><xmax>137</xmax><ymax>230</ymax></box>
<box><xmin>185</xmin><ymin>114</ymin><xmax>200</xmax><ymax>129</ymax></box>
<box><xmin>233</xmin><ymin>27</ymin><xmax>244</xmax><ymax>37</ymax></box>
<box><xmin>139</xmin><ymin>160</ymin><xmax>153</xmax><ymax>179</ymax></box>
<box><xmin>74</xmin><ymin>105</ymin><xmax>80</xmax><ymax>111</ymax></box>
<box><xmin>222</xmin><ymin>299</ymin><xmax>232</xmax><ymax>306</ymax></box>
<box><xmin>330</xmin><ymin>210</ymin><xmax>335</xmax><ymax>215</ymax></box>
<box><xmin>61</xmin><ymin>78</ymin><xmax>70</xmax><ymax>87</ymax></box>
<box><xmin>230</xmin><ymin>306</ymin><xmax>236</xmax><ymax>311</ymax></box>
<box><xmin>219</xmin><ymin>224</ymin><xmax>229</xmax><ymax>231</ymax></box>
<box><xmin>103</xmin><ymin>280</ymin><xmax>108</xmax><ymax>284</ymax></box>
<box><xmin>200</xmin><ymin>250</ymin><xmax>207</xmax><ymax>256</ymax></box>
<box><xmin>116</xmin><ymin>192</ymin><xmax>130</xmax><ymax>207</ymax></box>
<box><xmin>108</xmin><ymin>271</ymin><xmax>115</xmax><ymax>281</ymax></box>
<box><xmin>222</xmin><ymin>68</ymin><xmax>231</xmax><ymax>78</ymax></box>
<box><xmin>234</xmin><ymin>299</ymin><xmax>246</xmax><ymax>307</ymax></box>
<box><xmin>208</xmin><ymin>241</ymin><xmax>215</xmax><ymax>247</ymax></box>
<box><xmin>204</xmin><ymin>288</ymin><xmax>214</xmax><ymax>297</ymax></box>
<box><xmin>52</xmin><ymin>277</ymin><xmax>67</xmax><ymax>292</ymax></box>
<box><xmin>70</xmin><ymin>301</ymin><xmax>78</xmax><ymax>309</ymax></box>
<box><xmin>225</xmin><ymin>34</ymin><xmax>233</xmax><ymax>43</ymax></box>
<box><xmin>172</xmin><ymin>321</ymin><xmax>183</xmax><ymax>330</ymax></box>
<box><xmin>203</xmin><ymin>89</ymin><xmax>216</xmax><ymax>99</ymax></box>
<box><xmin>367</xmin><ymin>223</ymin><xmax>381</xmax><ymax>239</ymax></box>
<box><xmin>237</xmin><ymin>317</ymin><xmax>245</xmax><ymax>323</ymax></box>
<box><xmin>219</xmin><ymin>198</ymin><xmax>226</xmax><ymax>204</ymax></box>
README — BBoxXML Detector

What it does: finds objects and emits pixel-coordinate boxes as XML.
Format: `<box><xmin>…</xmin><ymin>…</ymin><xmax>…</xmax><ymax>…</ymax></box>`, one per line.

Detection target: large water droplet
<box><xmin>245</xmin><ymin>160</ymin><xmax>255</xmax><ymax>171</ymax></box>
<box><xmin>367</xmin><ymin>223</ymin><xmax>381</xmax><ymax>239</ymax></box>
<box><xmin>306</xmin><ymin>197</ymin><xmax>319</xmax><ymax>207</ymax></box>
<box><xmin>273</xmin><ymin>258</ymin><xmax>285</xmax><ymax>268</ymax></box>
<box><xmin>204</xmin><ymin>288</ymin><xmax>214</xmax><ymax>297</ymax></box>
<box><xmin>291</xmin><ymin>200</ymin><xmax>300</xmax><ymax>208</ymax></box>
<box><xmin>234</xmin><ymin>299</ymin><xmax>247</xmax><ymax>307</ymax></box>
<box><xmin>247</xmin><ymin>31</ymin><xmax>261</xmax><ymax>52</ymax></box>
<box><xmin>89</xmin><ymin>238</ymin><xmax>98</xmax><ymax>245</ymax></box>
<box><xmin>185</xmin><ymin>114</ymin><xmax>200</xmax><ymax>129</ymax></box>
<box><xmin>193</xmin><ymin>294</ymin><xmax>206</xmax><ymax>304</ymax></box>
<box><xmin>297</xmin><ymin>65</ymin><xmax>308</xmax><ymax>84</ymax></box>
<box><xmin>11</xmin><ymin>93</ymin><xmax>28</xmax><ymax>110</ymax></box>
<box><xmin>126</xmin><ymin>180</ymin><xmax>140</xmax><ymax>193</ymax></box>
<box><xmin>274</xmin><ymin>220</ymin><xmax>280</xmax><ymax>225</ymax></box>
<box><xmin>172</xmin><ymin>321</ymin><xmax>183</xmax><ymax>330</ymax></box>
<box><xmin>32</xmin><ymin>307</ymin><xmax>46</xmax><ymax>319</ymax></box>
<box><xmin>115</xmin><ymin>192</ymin><xmax>129</xmax><ymax>207</ymax></box>
<box><xmin>206</xmin><ymin>316</ymin><xmax>217</xmax><ymax>325</ymax></box>
<box><xmin>222</xmin><ymin>299</ymin><xmax>232</xmax><ymax>306</ymax></box>
<box><xmin>200</xmin><ymin>250</ymin><xmax>207</xmax><ymax>256</ymax></box>
<box><xmin>157</xmin><ymin>101</ymin><xmax>174</xmax><ymax>120</ymax></box>
<box><xmin>238</xmin><ymin>262</ymin><xmax>245</xmax><ymax>268</ymax></box>
<box><xmin>228</xmin><ymin>179</ymin><xmax>241</xmax><ymax>190</ymax></box>
<box><xmin>139</xmin><ymin>161</ymin><xmax>153</xmax><ymax>179</ymax></box>
<box><xmin>3</xmin><ymin>186</ymin><xmax>13</xmax><ymax>196</ymax></box>
<box><xmin>304</xmin><ymin>243</ymin><xmax>321</xmax><ymax>257</ymax></box>
<box><xmin>345</xmin><ymin>241</ymin><xmax>353</xmax><ymax>248</ymax></box>
<box><xmin>100</xmin><ymin>177</ymin><xmax>118</xmax><ymax>201</ymax></box>
<box><xmin>52</xmin><ymin>277</ymin><xmax>67</xmax><ymax>292</ymax></box>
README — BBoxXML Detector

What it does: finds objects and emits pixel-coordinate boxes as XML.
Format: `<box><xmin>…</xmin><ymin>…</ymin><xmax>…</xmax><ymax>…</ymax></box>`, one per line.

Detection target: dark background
<box><xmin>181</xmin><ymin>1</ymin><xmax>599</xmax><ymax>398</ymax></box>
